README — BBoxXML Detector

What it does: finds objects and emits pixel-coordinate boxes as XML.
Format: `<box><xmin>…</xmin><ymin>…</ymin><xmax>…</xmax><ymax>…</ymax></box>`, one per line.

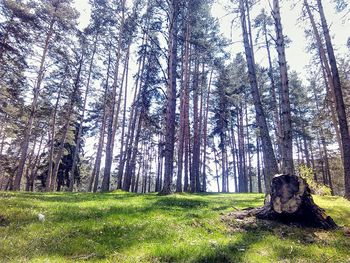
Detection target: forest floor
<box><xmin>0</xmin><ymin>191</ymin><xmax>349</xmax><ymax>263</ymax></box>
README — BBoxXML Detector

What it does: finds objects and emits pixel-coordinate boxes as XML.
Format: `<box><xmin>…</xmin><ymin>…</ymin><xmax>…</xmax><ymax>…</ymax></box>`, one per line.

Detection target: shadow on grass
<box><xmin>0</xmin><ymin>191</ymin><xmax>140</xmax><ymax>203</ymax></box>
<box><xmin>154</xmin><ymin>196</ymin><xmax>209</xmax><ymax>209</ymax></box>
<box><xmin>46</xmin><ymin>196</ymin><xmax>210</xmax><ymax>224</ymax></box>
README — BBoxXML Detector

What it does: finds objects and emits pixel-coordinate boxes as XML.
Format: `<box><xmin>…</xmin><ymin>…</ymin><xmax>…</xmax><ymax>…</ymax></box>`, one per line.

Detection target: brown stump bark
<box><xmin>230</xmin><ymin>174</ymin><xmax>337</xmax><ymax>229</ymax></box>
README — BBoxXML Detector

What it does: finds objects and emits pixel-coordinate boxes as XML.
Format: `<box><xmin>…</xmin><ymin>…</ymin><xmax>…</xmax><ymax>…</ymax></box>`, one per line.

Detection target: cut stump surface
<box><xmin>228</xmin><ymin>174</ymin><xmax>337</xmax><ymax>229</ymax></box>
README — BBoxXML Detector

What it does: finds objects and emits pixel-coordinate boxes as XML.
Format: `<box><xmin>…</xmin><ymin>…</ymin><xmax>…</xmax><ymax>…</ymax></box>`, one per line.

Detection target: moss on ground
<box><xmin>0</xmin><ymin>191</ymin><xmax>349</xmax><ymax>262</ymax></box>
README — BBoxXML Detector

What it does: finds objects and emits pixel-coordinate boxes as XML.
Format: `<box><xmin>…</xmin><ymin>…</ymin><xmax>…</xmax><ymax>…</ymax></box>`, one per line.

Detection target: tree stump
<box><xmin>256</xmin><ymin>174</ymin><xmax>337</xmax><ymax>229</ymax></box>
<box><xmin>229</xmin><ymin>174</ymin><xmax>337</xmax><ymax>229</ymax></box>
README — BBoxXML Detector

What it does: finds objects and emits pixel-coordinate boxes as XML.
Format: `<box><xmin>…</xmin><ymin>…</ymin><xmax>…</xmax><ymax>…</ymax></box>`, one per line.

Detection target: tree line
<box><xmin>0</xmin><ymin>0</ymin><xmax>349</xmax><ymax>199</ymax></box>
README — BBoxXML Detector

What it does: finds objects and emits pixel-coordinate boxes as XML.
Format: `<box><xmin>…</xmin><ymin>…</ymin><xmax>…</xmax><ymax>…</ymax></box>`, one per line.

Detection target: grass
<box><xmin>0</xmin><ymin>191</ymin><xmax>349</xmax><ymax>263</ymax></box>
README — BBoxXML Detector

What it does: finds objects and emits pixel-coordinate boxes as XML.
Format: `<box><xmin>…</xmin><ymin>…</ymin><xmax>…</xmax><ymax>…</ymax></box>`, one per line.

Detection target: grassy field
<box><xmin>0</xmin><ymin>191</ymin><xmax>349</xmax><ymax>263</ymax></box>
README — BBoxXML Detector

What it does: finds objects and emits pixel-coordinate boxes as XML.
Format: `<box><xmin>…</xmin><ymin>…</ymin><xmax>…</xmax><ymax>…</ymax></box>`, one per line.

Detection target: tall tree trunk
<box><xmin>13</xmin><ymin>18</ymin><xmax>55</xmax><ymax>190</ymax></box>
<box><xmin>263</xmin><ymin>14</ymin><xmax>282</xmax><ymax>160</ymax></box>
<box><xmin>28</xmin><ymin>133</ymin><xmax>44</xmax><ymax>192</ymax></box>
<box><xmin>239</xmin><ymin>0</ymin><xmax>278</xmax><ymax>193</ymax></box>
<box><xmin>124</xmin><ymin>110</ymin><xmax>143</xmax><ymax>191</ymax></box>
<box><xmin>202</xmin><ymin>69</ymin><xmax>212</xmax><ymax>192</ymax></box>
<box><xmin>238</xmin><ymin>104</ymin><xmax>246</xmax><ymax>192</ymax></box>
<box><xmin>89</xmin><ymin>52</ymin><xmax>112</xmax><ymax>193</ymax></box>
<box><xmin>176</xmin><ymin>21</ymin><xmax>190</xmax><ymax>192</ymax></box>
<box><xmin>117</xmin><ymin>35</ymin><xmax>146</xmax><ymax>189</ymax></box>
<box><xmin>257</xmin><ymin>137</ymin><xmax>262</xmax><ymax>193</ymax></box>
<box><xmin>46</xmin><ymin>83</ymin><xmax>63</xmax><ymax>190</ymax></box>
<box><xmin>192</xmin><ymin>57</ymin><xmax>200</xmax><ymax>192</ymax></box>
<box><xmin>317</xmin><ymin>3</ymin><xmax>350</xmax><ymax>199</ymax></box>
<box><xmin>25</xmin><ymin>135</ymin><xmax>38</xmax><ymax>191</ymax></box>
<box><xmin>116</xmin><ymin>49</ymin><xmax>130</xmax><ymax>189</ymax></box>
<box><xmin>230</xmin><ymin>123</ymin><xmax>239</xmax><ymax>192</ymax></box>
<box><xmin>161</xmin><ymin>0</ymin><xmax>178</xmax><ymax>195</ymax></box>
<box><xmin>213</xmin><ymin>147</ymin><xmax>220</xmax><ymax>192</ymax></box>
<box><xmin>304</xmin><ymin>0</ymin><xmax>343</xmax><ymax>163</ymax></box>
<box><xmin>69</xmin><ymin>36</ymin><xmax>98</xmax><ymax>191</ymax></box>
<box><xmin>272</xmin><ymin>0</ymin><xmax>294</xmax><ymax>175</ymax></box>
<box><xmin>155</xmin><ymin>133</ymin><xmax>163</xmax><ymax>192</ymax></box>
<box><xmin>245</xmin><ymin>102</ymin><xmax>252</xmax><ymax>192</ymax></box>
<box><xmin>310</xmin><ymin>143</ymin><xmax>318</xmax><ymax>182</ymax></box>
<box><xmin>49</xmin><ymin>56</ymin><xmax>83</xmax><ymax>191</ymax></box>
<box><xmin>101</xmin><ymin>0</ymin><xmax>126</xmax><ymax>192</ymax></box>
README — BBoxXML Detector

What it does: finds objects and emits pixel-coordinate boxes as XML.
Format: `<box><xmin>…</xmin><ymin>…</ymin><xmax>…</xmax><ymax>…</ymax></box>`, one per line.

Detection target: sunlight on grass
<box><xmin>0</xmin><ymin>191</ymin><xmax>349</xmax><ymax>262</ymax></box>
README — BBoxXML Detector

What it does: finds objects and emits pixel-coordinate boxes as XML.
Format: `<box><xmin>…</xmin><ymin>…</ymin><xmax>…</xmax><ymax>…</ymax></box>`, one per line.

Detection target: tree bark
<box><xmin>46</xmin><ymin>83</ymin><xmax>63</xmax><ymax>190</ymax></box>
<box><xmin>89</xmin><ymin>51</ymin><xmax>111</xmax><ymax>193</ymax></box>
<box><xmin>101</xmin><ymin>0</ymin><xmax>126</xmax><ymax>192</ymax></box>
<box><xmin>176</xmin><ymin>21</ymin><xmax>190</xmax><ymax>192</ymax></box>
<box><xmin>257</xmin><ymin>137</ymin><xmax>262</xmax><ymax>193</ymax></box>
<box><xmin>49</xmin><ymin>56</ymin><xmax>83</xmax><ymax>191</ymax></box>
<box><xmin>202</xmin><ymin>69</ymin><xmax>212</xmax><ymax>192</ymax></box>
<box><xmin>304</xmin><ymin>0</ymin><xmax>343</xmax><ymax>163</ymax></box>
<box><xmin>13</xmin><ymin>17</ymin><xmax>55</xmax><ymax>191</ymax></box>
<box><xmin>161</xmin><ymin>0</ymin><xmax>178</xmax><ymax>195</ymax></box>
<box><xmin>272</xmin><ymin>0</ymin><xmax>294</xmax><ymax>175</ymax></box>
<box><xmin>192</xmin><ymin>57</ymin><xmax>201</xmax><ymax>192</ymax></box>
<box><xmin>69</xmin><ymin>36</ymin><xmax>98</xmax><ymax>191</ymax></box>
<box><xmin>239</xmin><ymin>0</ymin><xmax>279</xmax><ymax>193</ymax></box>
<box><xmin>316</xmin><ymin>0</ymin><xmax>350</xmax><ymax>199</ymax></box>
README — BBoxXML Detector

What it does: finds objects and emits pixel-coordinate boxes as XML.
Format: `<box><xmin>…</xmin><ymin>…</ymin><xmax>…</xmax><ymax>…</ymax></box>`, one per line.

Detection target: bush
<box><xmin>298</xmin><ymin>165</ymin><xmax>331</xmax><ymax>196</ymax></box>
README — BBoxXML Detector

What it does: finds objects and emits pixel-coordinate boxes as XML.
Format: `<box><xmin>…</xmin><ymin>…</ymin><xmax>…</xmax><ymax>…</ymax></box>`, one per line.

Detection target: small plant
<box><xmin>298</xmin><ymin>165</ymin><xmax>331</xmax><ymax>196</ymax></box>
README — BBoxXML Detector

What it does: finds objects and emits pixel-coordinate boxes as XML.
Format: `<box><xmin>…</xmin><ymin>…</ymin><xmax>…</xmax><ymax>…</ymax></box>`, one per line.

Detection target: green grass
<box><xmin>0</xmin><ymin>191</ymin><xmax>349</xmax><ymax>263</ymax></box>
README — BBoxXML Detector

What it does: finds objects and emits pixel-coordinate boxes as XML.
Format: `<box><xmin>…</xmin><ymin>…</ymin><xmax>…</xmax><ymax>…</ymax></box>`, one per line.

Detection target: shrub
<box><xmin>298</xmin><ymin>165</ymin><xmax>331</xmax><ymax>196</ymax></box>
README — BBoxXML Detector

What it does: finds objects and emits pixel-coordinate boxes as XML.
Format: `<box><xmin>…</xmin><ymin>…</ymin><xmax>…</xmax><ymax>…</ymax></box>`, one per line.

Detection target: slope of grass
<box><xmin>0</xmin><ymin>191</ymin><xmax>349</xmax><ymax>262</ymax></box>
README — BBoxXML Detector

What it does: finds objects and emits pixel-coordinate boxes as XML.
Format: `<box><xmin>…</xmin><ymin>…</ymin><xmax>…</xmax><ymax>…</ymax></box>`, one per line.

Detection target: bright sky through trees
<box><xmin>74</xmin><ymin>0</ymin><xmax>350</xmax><ymax>83</ymax></box>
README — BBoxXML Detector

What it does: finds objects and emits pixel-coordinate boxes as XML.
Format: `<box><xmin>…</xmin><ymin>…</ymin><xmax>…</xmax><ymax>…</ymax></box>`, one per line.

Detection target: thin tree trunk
<box><xmin>320</xmin><ymin>134</ymin><xmax>334</xmax><ymax>195</ymax></box>
<box><xmin>28</xmin><ymin>133</ymin><xmax>44</xmax><ymax>192</ymax></box>
<box><xmin>25</xmin><ymin>135</ymin><xmax>38</xmax><ymax>191</ymax></box>
<box><xmin>238</xmin><ymin>104</ymin><xmax>246</xmax><ymax>192</ymax></box>
<box><xmin>304</xmin><ymin>0</ymin><xmax>343</xmax><ymax>163</ymax></box>
<box><xmin>230</xmin><ymin>123</ymin><xmax>239</xmax><ymax>192</ymax></box>
<box><xmin>13</xmin><ymin>18</ymin><xmax>55</xmax><ymax>190</ymax></box>
<box><xmin>176</xmin><ymin>22</ymin><xmax>190</xmax><ymax>192</ymax></box>
<box><xmin>124</xmin><ymin>110</ymin><xmax>143</xmax><ymax>191</ymax></box>
<box><xmin>213</xmin><ymin>147</ymin><xmax>220</xmax><ymax>192</ymax></box>
<box><xmin>272</xmin><ymin>0</ymin><xmax>294</xmax><ymax>175</ymax></box>
<box><xmin>239</xmin><ymin>0</ymin><xmax>278</xmax><ymax>193</ymax></box>
<box><xmin>302</xmin><ymin>124</ymin><xmax>311</xmax><ymax>168</ymax></box>
<box><xmin>202</xmin><ymin>69</ymin><xmax>212</xmax><ymax>192</ymax></box>
<box><xmin>101</xmin><ymin>0</ymin><xmax>126</xmax><ymax>191</ymax></box>
<box><xmin>245</xmin><ymin>102</ymin><xmax>252</xmax><ymax>193</ymax></box>
<box><xmin>89</xmin><ymin>52</ymin><xmax>112</xmax><ymax>193</ymax></box>
<box><xmin>46</xmin><ymin>82</ymin><xmax>63</xmax><ymax>190</ymax></box>
<box><xmin>49</xmin><ymin>57</ymin><xmax>83</xmax><ymax>191</ymax></box>
<box><xmin>309</xmin><ymin>143</ymin><xmax>317</xmax><ymax>182</ymax></box>
<box><xmin>121</xmin><ymin>34</ymin><xmax>147</xmax><ymax>191</ymax></box>
<box><xmin>116</xmin><ymin>49</ymin><xmax>130</xmax><ymax>189</ymax></box>
<box><xmin>263</xmin><ymin>12</ymin><xmax>281</xmax><ymax>159</ymax></box>
<box><xmin>69</xmin><ymin>36</ymin><xmax>98</xmax><ymax>191</ymax></box>
<box><xmin>161</xmin><ymin>0</ymin><xmax>178</xmax><ymax>195</ymax></box>
<box><xmin>192</xmin><ymin>57</ymin><xmax>200</xmax><ymax>192</ymax></box>
<box><xmin>257</xmin><ymin>137</ymin><xmax>262</xmax><ymax>193</ymax></box>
